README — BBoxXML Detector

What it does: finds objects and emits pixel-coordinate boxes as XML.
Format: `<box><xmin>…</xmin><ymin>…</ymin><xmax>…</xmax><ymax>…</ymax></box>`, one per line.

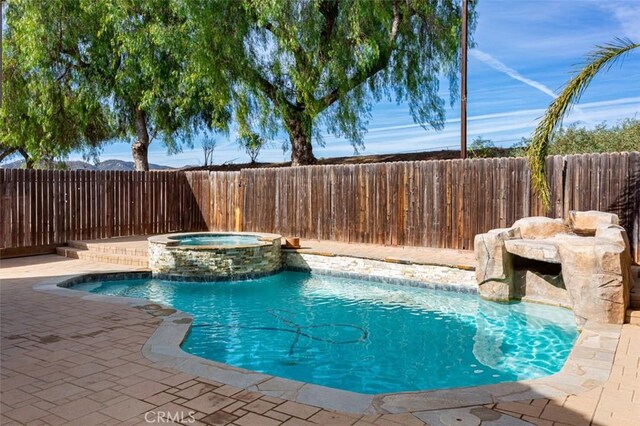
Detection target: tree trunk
<box><xmin>18</xmin><ymin>148</ymin><xmax>34</xmax><ymax>169</ymax></box>
<box><xmin>285</xmin><ymin>113</ymin><xmax>316</xmax><ymax>166</ymax></box>
<box><xmin>132</xmin><ymin>108</ymin><xmax>150</xmax><ymax>171</ymax></box>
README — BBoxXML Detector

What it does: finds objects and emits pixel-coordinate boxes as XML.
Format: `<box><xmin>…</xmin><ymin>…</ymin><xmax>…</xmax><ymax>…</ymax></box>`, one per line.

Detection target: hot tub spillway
<box><xmin>148</xmin><ymin>232</ymin><xmax>282</xmax><ymax>281</ymax></box>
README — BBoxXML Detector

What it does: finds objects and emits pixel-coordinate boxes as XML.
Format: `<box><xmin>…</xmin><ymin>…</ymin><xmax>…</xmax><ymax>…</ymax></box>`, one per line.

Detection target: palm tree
<box><xmin>527</xmin><ymin>38</ymin><xmax>639</xmax><ymax>209</ymax></box>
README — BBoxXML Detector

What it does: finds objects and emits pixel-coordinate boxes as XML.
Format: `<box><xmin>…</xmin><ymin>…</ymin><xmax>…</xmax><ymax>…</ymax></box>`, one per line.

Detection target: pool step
<box><xmin>67</xmin><ymin>240</ymin><xmax>148</xmax><ymax>257</ymax></box>
<box><xmin>56</xmin><ymin>246</ymin><xmax>148</xmax><ymax>268</ymax></box>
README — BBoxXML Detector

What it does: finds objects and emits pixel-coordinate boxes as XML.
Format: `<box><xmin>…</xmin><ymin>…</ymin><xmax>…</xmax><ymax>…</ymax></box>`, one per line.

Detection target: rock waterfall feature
<box><xmin>474</xmin><ymin>211</ymin><xmax>631</xmax><ymax>325</ymax></box>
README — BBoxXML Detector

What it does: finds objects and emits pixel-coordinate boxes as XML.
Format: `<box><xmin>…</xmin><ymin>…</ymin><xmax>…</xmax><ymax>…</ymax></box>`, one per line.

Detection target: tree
<box><xmin>82</xmin><ymin>0</ymin><xmax>229</xmax><ymax>171</ymax></box>
<box><xmin>527</xmin><ymin>38</ymin><xmax>639</xmax><ymax>209</ymax></box>
<box><xmin>469</xmin><ymin>136</ymin><xmax>498</xmax><ymax>158</ymax></box>
<box><xmin>514</xmin><ymin>119</ymin><xmax>640</xmax><ymax>158</ymax></box>
<box><xmin>202</xmin><ymin>138</ymin><xmax>217</xmax><ymax>166</ymax></box>
<box><xmin>547</xmin><ymin>119</ymin><xmax>640</xmax><ymax>154</ymax></box>
<box><xmin>238</xmin><ymin>133</ymin><xmax>265</xmax><ymax>164</ymax></box>
<box><xmin>2</xmin><ymin>0</ymin><xmax>230</xmax><ymax>171</ymax></box>
<box><xmin>186</xmin><ymin>0</ymin><xmax>473</xmax><ymax>165</ymax></box>
<box><xmin>1</xmin><ymin>0</ymin><xmax>113</xmax><ymax>167</ymax></box>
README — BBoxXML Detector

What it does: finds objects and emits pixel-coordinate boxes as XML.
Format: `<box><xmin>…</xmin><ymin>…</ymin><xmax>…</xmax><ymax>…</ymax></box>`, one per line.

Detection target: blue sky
<box><xmin>73</xmin><ymin>0</ymin><xmax>640</xmax><ymax>167</ymax></box>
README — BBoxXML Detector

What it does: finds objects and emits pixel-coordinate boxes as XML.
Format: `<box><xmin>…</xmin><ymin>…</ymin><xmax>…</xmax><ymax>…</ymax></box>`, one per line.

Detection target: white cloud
<box><xmin>602</xmin><ymin>1</ymin><xmax>640</xmax><ymax>40</ymax></box>
<box><xmin>368</xmin><ymin>97</ymin><xmax>638</xmax><ymax>134</ymax></box>
<box><xmin>470</xmin><ymin>49</ymin><xmax>558</xmax><ymax>99</ymax></box>
<box><xmin>315</xmin><ymin>96</ymin><xmax>640</xmax><ymax>155</ymax></box>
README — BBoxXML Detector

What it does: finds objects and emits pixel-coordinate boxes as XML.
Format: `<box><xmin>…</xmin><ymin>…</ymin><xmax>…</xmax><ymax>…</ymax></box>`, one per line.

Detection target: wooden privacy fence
<box><xmin>238</xmin><ymin>152</ymin><xmax>639</xmax><ymax>262</ymax></box>
<box><xmin>1</xmin><ymin>152</ymin><xmax>638</xmax><ymax>262</ymax></box>
<box><xmin>185</xmin><ymin>171</ymin><xmax>242</xmax><ymax>233</ymax></box>
<box><xmin>0</xmin><ymin>170</ymin><xmax>207</xmax><ymax>257</ymax></box>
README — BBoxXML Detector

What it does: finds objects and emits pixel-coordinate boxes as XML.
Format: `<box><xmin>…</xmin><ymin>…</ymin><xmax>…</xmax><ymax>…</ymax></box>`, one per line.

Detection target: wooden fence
<box><xmin>0</xmin><ymin>170</ymin><xmax>207</xmax><ymax>257</ymax></box>
<box><xmin>238</xmin><ymin>152</ymin><xmax>639</xmax><ymax>262</ymax></box>
<box><xmin>1</xmin><ymin>152</ymin><xmax>638</xmax><ymax>262</ymax></box>
<box><xmin>185</xmin><ymin>171</ymin><xmax>242</xmax><ymax>233</ymax></box>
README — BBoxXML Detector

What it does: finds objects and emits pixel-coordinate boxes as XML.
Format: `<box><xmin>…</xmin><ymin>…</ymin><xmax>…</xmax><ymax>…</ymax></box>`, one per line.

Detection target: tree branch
<box><xmin>318</xmin><ymin>0</ymin><xmax>339</xmax><ymax>62</ymax></box>
<box><xmin>316</xmin><ymin>1</ymin><xmax>405</xmax><ymax>109</ymax></box>
<box><xmin>18</xmin><ymin>148</ymin><xmax>34</xmax><ymax>169</ymax></box>
<box><xmin>257</xmin><ymin>15</ymin><xmax>311</xmax><ymax>110</ymax></box>
<box><xmin>241</xmin><ymin>62</ymin><xmax>304</xmax><ymax>112</ymax></box>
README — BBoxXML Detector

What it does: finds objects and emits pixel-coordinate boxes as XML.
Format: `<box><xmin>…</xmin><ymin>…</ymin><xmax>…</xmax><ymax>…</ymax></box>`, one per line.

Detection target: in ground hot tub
<box><xmin>148</xmin><ymin>232</ymin><xmax>282</xmax><ymax>281</ymax></box>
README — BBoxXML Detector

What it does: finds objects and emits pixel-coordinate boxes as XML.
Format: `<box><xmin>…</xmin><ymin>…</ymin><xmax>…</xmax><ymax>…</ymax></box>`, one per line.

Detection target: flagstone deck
<box><xmin>1</xmin><ymin>254</ymin><xmax>639</xmax><ymax>425</ymax></box>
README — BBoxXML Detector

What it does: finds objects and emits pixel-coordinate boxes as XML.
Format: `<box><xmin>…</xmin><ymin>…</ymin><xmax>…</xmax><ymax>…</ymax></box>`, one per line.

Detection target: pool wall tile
<box><xmin>283</xmin><ymin>251</ymin><xmax>476</xmax><ymax>292</ymax></box>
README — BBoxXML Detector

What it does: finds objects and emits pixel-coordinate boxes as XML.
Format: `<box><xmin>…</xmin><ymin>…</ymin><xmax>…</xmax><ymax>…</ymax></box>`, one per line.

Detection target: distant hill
<box><xmin>0</xmin><ymin>159</ymin><xmax>174</xmax><ymax>171</ymax></box>
<box><xmin>184</xmin><ymin>148</ymin><xmax>515</xmax><ymax>172</ymax></box>
<box><xmin>1</xmin><ymin>148</ymin><xmax>516</xmax><ymax>172</ymax></box>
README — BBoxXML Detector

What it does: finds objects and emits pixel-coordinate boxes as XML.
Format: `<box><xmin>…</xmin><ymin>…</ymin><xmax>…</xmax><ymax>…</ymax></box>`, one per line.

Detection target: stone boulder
<box><xmin>474</xmin><ymin>227</ymin><xmax>520</xmax><ymax>301</ymax></box>
<box><xmin>595</xmin><ymin>223</ymin><xmax>630</xmax><ymax>249</ymax></box>
<box><xmin>514</xmin><ymin>269</ymin><xmax>570</xmax><ymax>308</ymax></box>
<box><xmin>554</xmin><ymin>234</ymin><xmax>628</xmax><ymax>325</ymax></box>
<box><xmin>504</xmin><ymin>239</ymin><xmax>560</xmax><ymax>263</ymax></box>
<box><xmin>567</xmin><ymin>210</ymin><xmax>619</xmax><ymax>236</ymax></box>
<box><xmin>512</xmin><ymin>217</ymin><xmax>569</xmax><ymax>239</ymax></box>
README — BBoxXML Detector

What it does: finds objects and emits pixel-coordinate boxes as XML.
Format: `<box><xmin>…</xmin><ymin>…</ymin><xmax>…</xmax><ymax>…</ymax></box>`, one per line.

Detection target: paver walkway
<box><xmin>1</xmin><ymin>254</ymin><xmax>638</xmax><ymax>425</ymax></box>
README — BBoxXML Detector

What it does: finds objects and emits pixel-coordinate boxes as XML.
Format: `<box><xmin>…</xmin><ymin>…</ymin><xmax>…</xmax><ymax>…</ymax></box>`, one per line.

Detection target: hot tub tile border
<box><xmin>149</xmin><ymin>231</ymin><xmax>283</xmax><ymax>280</ymax></box>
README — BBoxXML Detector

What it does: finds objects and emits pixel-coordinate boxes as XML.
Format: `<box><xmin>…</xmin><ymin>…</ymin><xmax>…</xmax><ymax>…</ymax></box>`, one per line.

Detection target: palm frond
<box><xmin>527</xmin><ymin>38</ymin><xmax>639</xmax><ymax>209</ymax></box>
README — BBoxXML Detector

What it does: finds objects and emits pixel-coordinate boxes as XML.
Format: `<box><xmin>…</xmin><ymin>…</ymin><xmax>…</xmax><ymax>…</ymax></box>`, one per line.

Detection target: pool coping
<box><xmin>148</xmin><ymin>231</ymin><xmax>282</xmax><ymax>250</ymax></box>
<box><xmin>33</xmin><ymin>271</ymin><xmax>621</xmax><ymax>415</ymax></box>
<box><xmin>282</xmin><ymin>248</ymin><xmax>476</xmax><ymax>271</ymax></box>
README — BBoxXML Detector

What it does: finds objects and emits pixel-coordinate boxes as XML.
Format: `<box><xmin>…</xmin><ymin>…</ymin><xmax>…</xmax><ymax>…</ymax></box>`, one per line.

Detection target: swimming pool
<box><xmin>72</xmin><ymin>271</ymin><xmax>578</xmax><ymax>394</ymax></box>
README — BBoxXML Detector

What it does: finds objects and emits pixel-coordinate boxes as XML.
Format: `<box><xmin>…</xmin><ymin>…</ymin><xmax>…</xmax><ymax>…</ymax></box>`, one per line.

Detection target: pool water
<box><xmin>73</xmin><ymin>272</ymin><xmax>578</xmax><ymax>394</ymax></box>
<box><xmin>171</xmin><ymin>234</ymin><xmax>260</xmax><ymax>246</ymax></box>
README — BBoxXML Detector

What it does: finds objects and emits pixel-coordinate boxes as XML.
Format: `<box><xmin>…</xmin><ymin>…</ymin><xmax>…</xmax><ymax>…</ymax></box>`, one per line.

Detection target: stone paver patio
<box><xmin>1</xmin><ymin>254</ymin><xmax>639</xmax><ymax>425</ymax></box>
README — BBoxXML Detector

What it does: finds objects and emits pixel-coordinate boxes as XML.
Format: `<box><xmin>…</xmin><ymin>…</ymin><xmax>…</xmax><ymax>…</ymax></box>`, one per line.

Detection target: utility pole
<box><xmin>460</xmin><ymin>0</ymin><xmax>468</xmax><ymax>159</ymax></box>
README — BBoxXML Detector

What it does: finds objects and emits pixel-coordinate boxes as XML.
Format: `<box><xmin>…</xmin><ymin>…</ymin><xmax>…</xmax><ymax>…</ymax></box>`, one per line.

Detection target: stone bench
<box><xmin>504</xmin><ymin>239</ymin><xmax>560</xmax><ymax>263</ymax></box>
<box><xmin>474</xmin><ymin>211</ymin><xmax>632</xmax><ymax>325</ymax></box>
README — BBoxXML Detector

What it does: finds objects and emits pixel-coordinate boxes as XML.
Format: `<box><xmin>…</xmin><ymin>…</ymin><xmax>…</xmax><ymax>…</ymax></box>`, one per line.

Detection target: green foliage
<box><xmin>4</xmin><ymin>0</ymin><xmax>475</xmax><ymax>167</ymax></box>
<box><xmin>508</xmin><ymin>138</ymin><xmax>531</xmax><ymax>158</ymax></box>
<box><xmin>184</xmin><ymin>0</ymin><xmax>475</xmax><ymax>164</ymax></box>
<box><xmin>237</xmin><ymin>132</ymin><xmax>265</xmax><ymax>164</ymax></box>
<box><xmin>82</xmin><ymin>0</ymin><xmax>228</xmax><ymax>165</ymax></box>
<box><xmin>1</xmin><ymin>0</ymin><xmax>113</xmax><ymax>165</ymax></box>
<box><xmin>2</xmin><ymin>0</ymin><xmax>231</xmax><ymax>170</ymax></box>
<box><xmin>513</xmin><ymin>118</ymin><xmax>640</xmax><ymax>157</ymax></box>
<box><xmin>469</xmin><ymin>136</ymin><xmax>498</xmax><ymax>158</ymax></box>
<box><xmin>527</xmin><ymin>38</ymin><xmax>639</xmax><ymax>209</ymax></box>
<box><xmin>545</xmin><ymin>119</ymin><xmax>640</xmax><ymax>155</ymax></box>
